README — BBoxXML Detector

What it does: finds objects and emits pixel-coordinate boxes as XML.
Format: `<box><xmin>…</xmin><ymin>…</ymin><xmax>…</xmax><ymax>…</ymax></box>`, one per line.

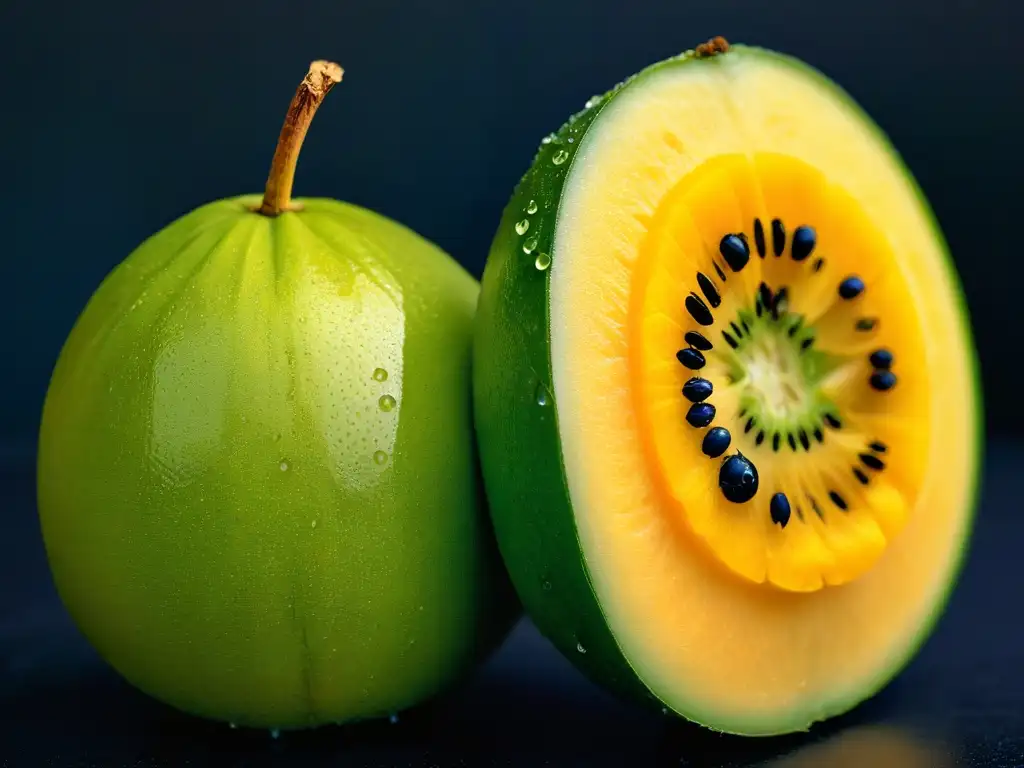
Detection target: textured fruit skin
<box><xmin>472</xmin><ymin>45</ymin><xmax>982</xmax><ymax>734</ymax></box>
<box><xmin>38</xmin><ymin>195</ymin><xmax>518</xmax><ymax>729</ymax></box>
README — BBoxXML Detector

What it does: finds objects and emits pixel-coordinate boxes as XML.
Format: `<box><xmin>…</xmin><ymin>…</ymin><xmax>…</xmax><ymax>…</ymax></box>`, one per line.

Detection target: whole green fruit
<box><xmin>37</xmin><ymin>60</ymin><xmax>516</xmax><ymax>730</ymax></box>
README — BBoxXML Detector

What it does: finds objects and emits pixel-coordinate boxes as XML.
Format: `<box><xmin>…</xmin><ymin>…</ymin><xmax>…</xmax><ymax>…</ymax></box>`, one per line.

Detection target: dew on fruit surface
<box><xmin>552</xmin><ymin>149</ymin><xmax>570</xmax><ymax>166</ymax></box>
<box><xmin>279</xmin><ymin>461</ymin><xmax>289</xmax><ymax>472</ymax></box>
<box><xmin>534</xmin><ymin>252</ymin><xmax>551</xmax><ymax>271</ymax></box>
<box><xmin>378</xmin><ymin>394</ymin><xmax>397</xmax><ymax>412</ymax></box>
<box><xmin>269</xmin><ymin>729</ymin><xmax>281</xmax><ymax>739</ymax></box>
<box><xmin>526</xmin><ymin>199</ymin><xmax>538</xmax><ymax>215</ymax></box>
<box><xmin>373</xmin><ymin>450</ymin><xmax>389</xmax><ymax>465</ymax></box>
<box><xmin>576</xmin><ymin>642</ymin><xmax>587</xmax><ymax>654</ymax></box>
<box><xmin>311</xmin><ymin>519</ymin><xmax>318</xmax><ymax>529</ymax></box>
<box><xmin>585</xmin><ymin>94</ymin><xmax>601</xmax><ymax>109</ymax></box>
<box><xmin>389</xmin><ymin>713</ymin><xmax>400</xmax><ymax>725</ymax></box>
<box><xmin>515</xmin><ymin>219</ymin><xmax>530</xmax><ymax>236</ymax></box>
<box><xmin>535</xmin><ymin>382</ymin><xmax>550</xmax><ymax>406</ymax></box>
<box><xmin>372</xmin><ymin>367</ymin><xmax>388</xmax><ymax>382</ymax></box>
<box><xmin>229</xmin><ymin>722</ymin><xmax>238</xmax><ymax>729</ymax></box>
<box><xmin>522</xmin><ymin>236</ymin><xmax>539</xmax><ymax>255</ymax></box>
<box><xmin>542</xmin><ymin>579</ymin><xmax>552</xmax><ymax>591</ymax></box>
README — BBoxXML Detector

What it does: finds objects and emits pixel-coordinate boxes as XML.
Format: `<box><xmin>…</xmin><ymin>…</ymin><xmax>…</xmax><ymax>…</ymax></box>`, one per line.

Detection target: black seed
<box><xmin>860</xmin><ymin>453</ymin><xmax>886</xmax><ymax>471</ymax></box>
<box><xmin>870</xmin><ymin>370</ymin><xmax>897</xmax><ymax>392</ymax></box>
<box><xmin>685</xmin><ymin>293</ymin><xmax>715</xmax><ymax>326</ymax></box>
<box><xmin>813</xmin><ymin>427</ymin><xmax>824</xmax><ymax>443</ymax></box>
<box><xmin>684</xmin><ymin>331</ymin><xmax>713</xmax><ymax>351</ymax></box>
<box><xmin>696</xmin><ymin>272</ymin><xmax>721</xmax><ymax>308</ymax></box>
<box><xmin>730</xmin><ymin>321</ymin><xmax>744</xmax><ymax>338</ymax></box>
<box><xmin>759</xmin><ymin>282</ymin><xmax>773</xmax><ymax>311</ymax></box>
<box><xmin>755</xmin><ymin>300</ymin><xmax>763</xmax><ymax>317</ymax></box>
<box><xmin>676</xmin><ymin>348</ymin><xmax>706</xmax><ymax>370</ymax></box>
<box><xmin>719</xmin><ymin>454</ymin><xmax>759</xmax><ymax>503</ymax></box>
<box><xmin>810</xmin><ymin>496</ymin><xmax>824</xmax><ymax>518</ymax></box>
<box><xmin>854</xmin><ymin>467</ymin><xmax>870</xmax><ymax>485</ymax></box>
<box><xmin>739</xmin><ymin>407</ymin><xmax>747</xmax><ymax>418</ymax></box>
<box><xmin>829</xmin><ymin>490</ymin><xmax>848</xmax><ymax>511</ymax></box>
<box><xmin>788</xmin><ymin>318</ymin><xmax>803</xmax><ymax>338</ymax></box>
<box><xmin>813</xmin><ymin>257</ymin><xmax>825</xmax><ymax>272</ymax></box>
<box><xmin>754</xmin><ymin>218</ymin><xmax>766</xmax><ymax>257</ymax></box>
<box><xmin>869</xmin><ymin>348</ymin><xmax>894</xmax><ymax>369</ymax></box>
<box><xmin>838</xmin><ymin>276</ymin><xmax>865</xmax><ymax>300</ymax></box>
<box><xmin>869</xmin><ymin>440</ymin><xmax>888</xmax><ymax>453</ymax></box>
<box><xmin>791</xmin><ymin>226</ymin><xmax>816</xmax><ymax>261</ymax></box>
<box><xmin>772</xmin><ymin>433</ymin><xmax>781</xmax><ymax>451</ymax></box>
<box><xmin>771</xmin><ymin>218</ymin><xmax>786</xmax><ymax>256</ymax></box>
<box><xmin>722</xmin><ymin>330</ymin><xmax>738</xmax><ymax>349</ymax></box>
<box><xmin>719</xmin><ymin>234</ymin><xmax>750</xmax><ymax>272</ymax></box>
<box><xmin>702</xmin><ymin>427</ymin><xmax>731</xmax><ymax>458</ymax></box>
<box><xmin>714</xmin><ymin>261</ymin><xmax>727</xmax><ymax>282</ymax></box>
<box><xmin>770</xmin><ymin>492</ymin><xmax>791</xmax><ymax>528</ymax></box>
<box><xmin>682</xmin><ymin>377</ymin><xmax>713</xmax><ymax>403</ymax></box>
<box><xmin>800</xmin><ymin>337</ymin><xmax>814</xmax><ymax>351</ymax></box>
<box><xmin>855</xmin><ymin>317</ymin><xmax>878</xmax><ymax>332</ymax></box>
<box><xmin>686</xmin><ymin>402</ymin><xmax>716</xmax><ymax>428</ymax></box>
<box><xmin>799</xmin><ymin>430</ymin><xmax>810</xmax><ymax>451</ymax></box>
<box><xmin>756</xmin><ymin>430</ymin><xmax>765</xmax><ymax>446</ymax></box>
<box><xmin>824</xmin><ymin>413</ymin><xmax>842</xmax><ymax>429</ymax></box>
<box><xmin>745</xmin><ymin>417</ymin><xmax>756</xmax><ymax>434</ymax></box>
<box><xmin>742</xmin><ymin>319</ymin><xmax>750</xmax><ymax>334</ymax></box>
<box><xmin>788</xmin><ymin>434</ymin><xmax>797</xmax><ymax>451</ymax></box>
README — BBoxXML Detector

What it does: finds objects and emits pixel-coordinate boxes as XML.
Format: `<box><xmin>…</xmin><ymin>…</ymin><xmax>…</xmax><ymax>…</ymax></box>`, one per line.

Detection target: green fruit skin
<box><xmin>473</xmin><ymin>45</ymin><xmax>982</xmax><ymax>734</ymax></box>
<box><xmin>38</xmin><ymin>195</ymin><xmax>518</xmax><ymax>729</ymax></box>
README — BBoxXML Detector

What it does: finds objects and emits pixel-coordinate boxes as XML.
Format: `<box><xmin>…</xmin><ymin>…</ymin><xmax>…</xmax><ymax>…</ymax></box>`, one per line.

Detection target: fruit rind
<box><xmin>473</xmin><ymin>43</ymin><xmax>981</xmax><ymax>735</ymax></box>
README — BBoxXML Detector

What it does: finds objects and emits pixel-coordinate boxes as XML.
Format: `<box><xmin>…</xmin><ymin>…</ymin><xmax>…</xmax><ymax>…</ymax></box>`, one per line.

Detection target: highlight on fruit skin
<box><xmin>36</xmin><ymin>60</ymin><xmax>517</xmax><ymax>730</ymax></box>
<box><xmin>472</xmin><ymin>37</ymin><xmax>981</xmax><ymax>735</ymax></box>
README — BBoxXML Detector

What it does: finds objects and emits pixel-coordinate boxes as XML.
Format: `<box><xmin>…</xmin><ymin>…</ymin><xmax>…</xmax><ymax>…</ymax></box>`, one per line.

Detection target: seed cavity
<box><xmin>682</xmin><ymin>377</ymin><xmax>713</xmax><ymax>403</ymax></box>
<box><xmin>719</xmin><ymin>454</ymin><xmax>759</xmax><ymax>503</ymax></box>
<box><xmin>870</xmin><ymin>370</ymin><xmax>897</xmax><ymax>392</ymax></box>
<box><xmin>791</xmin><ymin>226</ymin><xmax>816</xmax><ymax>261</ymax></box>
<box><xmin>702</xmin><ymin>427</ymin><xmax>731</xmax><ymax>458</ymax></box>
<box><xmin>685</xmin><ymin>293</ymin><xmax>715</xmax><ymax>326</ymax></box>
<box><xmin>838</xmin><ymin>276</ymin><xmax>865</xmax><ymax>300</ymax></box>
<box><xmin>685</xmin><ymin>331</ymin><xmax>713</xmax><ymax>351</ymax></box>
<box><xmin>770</xmin><ymin>492</ymin><xmax>791</xmax><ymax>528</ymax></box>
<box><xmin>676</xmin><ymin>348</ymin><xmax>706</xmax><ymax>370</ymax></box>
<box><xmin>696</xmin><ymin>272</ymin><xmax>721</xmax><ymax>308</ymax></box>
<box><xmin>686</xmin><ymin>402</ymin><xmax>716</xmax><ymax>428</ymax></box>
<box><xmin>719</xmin><ymin>234</ymin><xmax>750</xmax><ymax>272</ymax></box>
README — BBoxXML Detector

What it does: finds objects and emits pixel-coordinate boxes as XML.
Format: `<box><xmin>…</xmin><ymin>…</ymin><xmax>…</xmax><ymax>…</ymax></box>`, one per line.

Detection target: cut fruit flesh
<box><xmin>474</xmin><ymin>43</ymin><xmax>980</xmax><ymax>736</ymax></box>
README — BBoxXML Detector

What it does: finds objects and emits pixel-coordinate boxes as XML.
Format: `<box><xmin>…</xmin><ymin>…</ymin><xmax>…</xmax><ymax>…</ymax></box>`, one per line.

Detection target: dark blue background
<box><xmin>2</xmin><ymin>0</ymin><xmax>1022</xmax><ymax>450</ymax></box>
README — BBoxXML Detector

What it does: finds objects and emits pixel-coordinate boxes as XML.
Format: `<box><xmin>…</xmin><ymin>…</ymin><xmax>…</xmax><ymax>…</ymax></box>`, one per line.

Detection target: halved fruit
<box><xmin>473</xmin><ymin>39</ymin><xmax>981</xmax><ymax>735</ymax></box>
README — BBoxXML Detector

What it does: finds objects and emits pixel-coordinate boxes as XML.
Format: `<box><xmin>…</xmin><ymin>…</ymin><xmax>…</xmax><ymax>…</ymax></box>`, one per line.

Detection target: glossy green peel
<box><xmin>37</xmin><ymin>62</ymin><xmax>516</xmax><ymax>729</ymax></box>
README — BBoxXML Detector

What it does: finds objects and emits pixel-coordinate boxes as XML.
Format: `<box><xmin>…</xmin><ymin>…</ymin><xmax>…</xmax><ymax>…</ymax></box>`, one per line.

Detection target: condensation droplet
<box><xmin>372</xmin><ymin>367</ymin><xmax>388</xmax><ymax>382</ymax></box>
<box><xmin>552</xmin><ymin>149</ymin><xmax>570</xmax><ymax>165</ymax></box>
<box><xmin>535</xmin><ymin>382</ymin><xmax>550</xmax><ymax>406</ymax></box>
<box><xmin>389</xmin><ymin>713</ymin><xmax>400</xmax><ymax>725</ymax></box>
<box><xmin>541</xmin><ymin>135</ymin><xmax>553</xmax><ymax>145</ymax></box>
<box><xmin>279</xmin><ymin>461</ymin><xmax>289</xmax><ymax>472</ymax></box>
<box><xmin>576</xmin><ymin>642</ymin><xmax>587</xmax><ymax>654</ymax></box>
<box><xmin>373</xmin><ymin>450</ymin><xmax>389</xmax><ymax>465</ymax></box>
<box><xmin>585</xmin><ymin>94</ymin><xmax>601</xmax><ymax>109</ymax></box>
<box><xmin>526</xmin><ymin>200</ymin><xmax>538</xmax><ymax>215</ymax></box>
<box><xmin>311</xmin><ymin>519</ymin><xmax>318</xmax><ymax>529</ymax></box>
<box><xmin>269</xmin><ymin>728</ymin><xmax>281</xmax><ymax>739</ymax></box>
<box><xmin>515</xmin><ymin>219</ymin><xmax>530</xmax><ymax>235</ymax></box>
<box><xmin>534</xmin><ymin>252</ymin><xmax>551</xmax><ymax>271</ymax></box>
<box><xmin>379</xmin><ymin>394</ymin><xmax>397</xmax><ymax>412</ymax></box>
<box><xmin>542</xmin><ymin>580</ymin><xmax>552</xmax><ymax>591</ymax></box>
<box><xmin>229</xmin><ymin>722</ymin><xmax>238</xmax><ymax>729</ymax></box>
<box><xmin>522</xmin><ymin>236</ymin><xmax>538</xmax><ymax>255</ymax></box>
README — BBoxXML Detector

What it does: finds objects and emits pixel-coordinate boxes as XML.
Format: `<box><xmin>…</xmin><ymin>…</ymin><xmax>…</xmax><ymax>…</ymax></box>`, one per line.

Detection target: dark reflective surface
<box><xmin>2</xmin><ymin>441</ymin><xmax>1022</xmax><ymax>767</ymax></box>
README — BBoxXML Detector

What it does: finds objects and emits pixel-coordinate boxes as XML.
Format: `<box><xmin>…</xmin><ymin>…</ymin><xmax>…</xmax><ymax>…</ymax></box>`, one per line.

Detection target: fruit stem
<box><xmin>258</xmin><ymin>60</ymin><xmax>344</xmax><ymax>217</ymax></box>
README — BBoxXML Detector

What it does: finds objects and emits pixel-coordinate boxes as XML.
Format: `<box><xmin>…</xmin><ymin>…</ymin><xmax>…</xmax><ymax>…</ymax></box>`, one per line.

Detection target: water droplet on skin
<box><xmin>661</xmin><ymin>707</ymin><xmax>669</xmax><ymax>716</ymax></box>
<box><xmin>535</xmin><ymin>382</ymin><xmax>550</xmax><ymax>406</ymax></box>
<box><xmin>311</xmin><ymin>519</ymin><xmax>318</xmax><ymax>529</ymax></box>
<box><xmin>567</xmin><ymin>137</ymin><xmax>574</xmax><ymax>143</ymax></box>
<box><xmin>522</xmin><ymin>236</ymin><xmax>539</xmax><ymax>255</ymax></box>
<box><xmin>372</xmin><ymin>367</ymin><xmax>388</xmax><ymax>382</ymax></box>
<box><xmin>379</xmin><ymin>394</ymin><xmax>397</xmax><ymax>412</ymax></box>
<box><xmin>515</xmin><ymin>219</ymin><xmax>530</xmax><ymax>235</ymax></box>
<box><xmin>534</xmin><ymin>252</ymin><xmax>551</xmax><ymax>271</ymax></box>
<box><xmin>389</xmin><ymin>713</ymin><xmax>400</xmax><ymax>725</ymax></box>
<box><xmin>576</xmin><ymin>642</ymin><xmax>587</xmax><ymax>654</ymax></box>
<box><xmin>585</xmin><ymin>95</ymin><xmax>601</xmax><ymax>109</ymax></box>
<box><xmin>541</xmin><ymin>135</ymin><xmax>552</xmax><ymax>144</ymax></box>
<box><xmin>542</xmin><ymin>580</ymin><xmax>552</xmax><ymax>591</ymax></box>
<box><xmin>552</xmin><ymin>149</ymin><xmax>569</xmax><ymax>165</ymax></box>
<box><xmin>526</xmin><ymin>200</ymin><xmax>538</xmax><ymax>215</ymax></box>
<box><xmin>279</xmin><ymin>461</ymin><xmax>289</xmax><ymax>472</ymax></box>
<box><xmin>373</xmin><ymin>450</ymin><xmax>389</xmax><ymax>465</ymax></box>
<box><xmin>229</xmin><ymin>722</ymin><xmax>238</xmax><ymax>729</ymax></box>
<box><xmin>270</xmin><ymin>728</ymin><xmax>281</xmax><ymax>739</ymax></box>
